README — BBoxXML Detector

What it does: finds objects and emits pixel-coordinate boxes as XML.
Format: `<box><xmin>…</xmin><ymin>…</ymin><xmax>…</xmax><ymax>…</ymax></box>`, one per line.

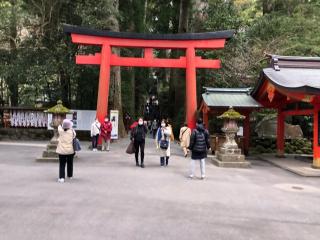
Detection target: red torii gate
<box><xmin>64</xmin><ymin>25</ymin><xmax>234</xmax><ymax>128</ymax></box>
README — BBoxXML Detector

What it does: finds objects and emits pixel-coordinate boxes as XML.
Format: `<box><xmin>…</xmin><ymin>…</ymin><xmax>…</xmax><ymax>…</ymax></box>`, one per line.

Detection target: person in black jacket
<box><xmin>188</xmin><ymin>118</ymin><xmax>211</xmax><ymax>179</ymax></box>
<box><xmin>131</xmin><ymin>117</ymin><xmax>148</xmax><ymax>168</ymax></box>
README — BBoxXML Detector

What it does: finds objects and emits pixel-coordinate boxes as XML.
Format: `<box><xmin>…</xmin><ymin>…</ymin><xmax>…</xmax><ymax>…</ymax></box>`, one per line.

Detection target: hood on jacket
<box><xmin>196</xmin><ymin>123</ymin><xmax>205</xmax><ymax>132</ymax></box>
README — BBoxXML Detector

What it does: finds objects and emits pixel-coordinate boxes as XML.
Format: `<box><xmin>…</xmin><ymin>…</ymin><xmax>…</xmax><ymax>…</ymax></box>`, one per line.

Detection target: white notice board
<box><xmin>110</xmin><ymin>110</ymin><xmax>119</xmax><ymax>139</ymax></box>
<box><xmin>47</xmin><ymin>110</ymin><xmax>96</xmax><ymax>131</ymax></box>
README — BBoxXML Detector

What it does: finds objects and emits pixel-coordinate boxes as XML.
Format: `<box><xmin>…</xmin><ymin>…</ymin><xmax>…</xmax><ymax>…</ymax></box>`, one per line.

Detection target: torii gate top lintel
<box><xmin>63</xmin><ymin>24</ymin><xmax>234</xmax><ymax>46</ymax></box>
<box><xmin>63</xmin><ymin>24</ymin><xmax>234</xmax><ymax>129</ymax></box>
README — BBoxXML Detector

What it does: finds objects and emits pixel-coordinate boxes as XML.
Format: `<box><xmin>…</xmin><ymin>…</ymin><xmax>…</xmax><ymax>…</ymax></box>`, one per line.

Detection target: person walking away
<box><xmin>56</xmin><ymin>119</ymin><xmax>76</xmax><ymax>183</ymax></box>
<box><xmin>124</xmin><ymin>112</ymin><xmax>132</xmax><ymax>133</ymax></box>
<box><xmin>156</xmin><ymin>120</ymin><xmax>171</xmax><ymax>167</ymax></box>
<box><xmin>188</xmin><ymin>118</ymin><xmax>210</xmax><ymax>180</ymax></box>
<box><xmin>131</xmin><ymin>118</ymin><xmax>148</xmax><ymax>168</ymax></box>
<box><xmin>90</xmin><ymin>118</ymin><xmax>100</xmax><ymax>151</ymax></box>
<box><xmin>179</xmin><ymin>123</ymin><xmax>191</xmax><ymax>157</ymax></box>
<box><xmin>151</xmin><ymin>119</ymin><xmax>158</xmax><ymax>139</ymax></box>
<box><xmin>101</xmin><ymin>117</ymin><xmax>112</xmax><ymax>151</ymax></box>
<box><xmin>166</xmin><ymin>118</ymin><xmax>175</xmax><ymax>142</ymax></box>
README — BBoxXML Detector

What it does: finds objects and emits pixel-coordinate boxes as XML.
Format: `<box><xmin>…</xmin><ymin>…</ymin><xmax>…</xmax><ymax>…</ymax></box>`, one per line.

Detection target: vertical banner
<box><xmin>110</xmin><ymin>110</ymin><xmax>119</xmax><ymax>139</ymax></box>
<box><xmin>47</xmin><ymin>113</ymin><xmax>53</xmax><ymax>130</ymax></box>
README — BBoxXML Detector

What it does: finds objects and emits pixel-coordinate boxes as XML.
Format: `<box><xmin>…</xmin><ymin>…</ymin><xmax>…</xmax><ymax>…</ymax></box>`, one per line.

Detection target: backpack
<box><xmin>192</xmin><ymin>129</ymin><xmax>207</xmax><ymax>152</ymax></box>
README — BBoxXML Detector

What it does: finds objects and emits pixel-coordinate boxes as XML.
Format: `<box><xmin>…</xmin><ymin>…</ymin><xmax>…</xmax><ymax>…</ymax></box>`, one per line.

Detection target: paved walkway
<box><xmin>0</xmin><ymin>138</ymin><xmax>320</xmax><ymax>240</ymax></box>
<box><xmin>258</xmin><ymin>154</ymin><xmax>320</xmax><ymax>177</ymax></box>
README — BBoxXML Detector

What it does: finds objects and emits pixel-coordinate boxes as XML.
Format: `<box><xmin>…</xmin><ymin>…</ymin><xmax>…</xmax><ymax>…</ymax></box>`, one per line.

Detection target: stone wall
<box><xmin>0</xmin><ymin>128</ymin><xmax>91</xmax><ymax>141</ymax></box>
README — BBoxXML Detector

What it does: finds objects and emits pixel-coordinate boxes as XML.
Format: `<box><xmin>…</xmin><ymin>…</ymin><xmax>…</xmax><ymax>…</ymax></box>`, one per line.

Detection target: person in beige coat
<box><xmin>56</xmin><ymin>119</ymin><xmax>76</xmax><ymax>183</ymax></box>
<box><xmin>179</xmin><ymin>123</ymin><xmax>191</xmax><ymax>157</ymax></box>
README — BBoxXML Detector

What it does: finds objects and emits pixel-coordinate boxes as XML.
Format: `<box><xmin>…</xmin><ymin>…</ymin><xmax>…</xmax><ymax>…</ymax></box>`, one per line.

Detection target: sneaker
<box><xmin>201</xmin><ymin>175</ymin><xmax>206</xmax><ymax>180</ymax></box>
<box><xmin>58</xmin><ymin>178</ymin><xmax>65</xmax><ymax>183</ymax></box>
<box><xmin>188</xmin><ymin>175</ymin><xmax>194</xmax><ymax>179</ymax></box>
<box><xmin>141</xmin><ymin>164</ymin><xmax>145</xmax><ymax>168</ymax></box>
<box><xmin>93</xmin><ymin>148</ymin><xmax>97</xmax><ymax>152</ymax></box>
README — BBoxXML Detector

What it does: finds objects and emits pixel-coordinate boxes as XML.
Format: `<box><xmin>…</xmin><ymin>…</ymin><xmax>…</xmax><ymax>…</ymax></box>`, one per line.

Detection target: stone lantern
<box><xmin>36</xmin><ymin>100</ymin><xmax>71</xmax><ymax>162</ymax></box>
<box><xmin>212</xmin><ymin>107</ymin><xmax>251</xmax><ymax>168</ymax></box>
<box><xmin>46</xmin><ymin>100</ymin><xmax>71</xmax><ymax>143</ymax></box>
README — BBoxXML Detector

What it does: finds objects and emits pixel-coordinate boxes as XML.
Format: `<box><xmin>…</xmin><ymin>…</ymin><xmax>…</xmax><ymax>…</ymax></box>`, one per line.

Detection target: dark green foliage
<box><xmin>250</xmin><ymin>137</ymin><xmax>312</xmax><ymax>154</ymax></box>
<box><xmin>1</xmin><ymin>0</ymin><xmax>320</xmax><ymax>137</ymax></box>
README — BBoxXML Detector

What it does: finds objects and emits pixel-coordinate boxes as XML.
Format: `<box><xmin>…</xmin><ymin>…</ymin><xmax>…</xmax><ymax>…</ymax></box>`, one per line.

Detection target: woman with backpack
<box><xmin>188</xmin><ymin>118</ymin><xmax>211</xmax><ymax>179</ymax></box>
<box><xmin>156</xmin><ymin>119</ymin><xmax>172</xmax><ymax>167</ymax></box>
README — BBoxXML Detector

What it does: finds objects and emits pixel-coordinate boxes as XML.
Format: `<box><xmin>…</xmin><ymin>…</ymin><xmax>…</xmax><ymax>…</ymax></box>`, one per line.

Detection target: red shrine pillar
<box><xmin>312</xmin><ymin>102</ymin><xmax>320</xmax><ymax>168</ymax></box>
<box><xmin>97</xmin><ymin>44</ymin><xmax>111</xmax><ymax>143</ymax></box>
<box><xmin>186</xmin><ymin>47</ymin><xmax>197</xmax><ymax>129</ymax></box>
<box><xmin>243</xmin><ymin>112</ymin><xmax>250</xmax><ymax>155</ymax></box>
<box><xmin>276</xmin><ymin>108</ymin><xmax>285</xmax><ymax>157</ymax></box>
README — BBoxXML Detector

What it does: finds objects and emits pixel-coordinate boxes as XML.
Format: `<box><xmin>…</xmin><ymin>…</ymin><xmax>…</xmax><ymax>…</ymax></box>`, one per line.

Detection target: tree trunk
<box><xmin>170</xmin><ymin>0</ymin><xmax>191</xmax><ymax>123</ymax></box>
<box><xmin>8</xmin><ymin>0</ymin><xmax>18</xmax><ymax>106</ymax></box>
<box><xmin>108</xmin><ymin>0</ymin><xmax>126</xmax><ymax>138</ymax></box>
<box><xmin>59</xmin><ymin>69</ymin><xmax>71</xmax><ymax>107</ymax></box>
<box><xmin>262</xmin><ymin>0</ymin><xmax>274</xmax><ymax>15</ymax></box>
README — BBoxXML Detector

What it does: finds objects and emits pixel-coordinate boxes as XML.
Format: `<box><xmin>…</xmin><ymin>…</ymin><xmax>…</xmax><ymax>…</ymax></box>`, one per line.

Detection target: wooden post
<box><xmin>312</xmin><ymin>103</ymin><xmax>320</xmax><ymax>168</ymax></box>
<box><xmin>203</xmin><ymin>110</ymin><xmax>209</xmax><ymax>128</ymax></box>
<box><xmin>243</xmin><ymin>112</ymin><xmax>250</xmax><ymax>155</ymax></box>
<box><xmin>276</xmin><ymin>108</ymin><xmax>285</xmax><ymax>157</ymax></box>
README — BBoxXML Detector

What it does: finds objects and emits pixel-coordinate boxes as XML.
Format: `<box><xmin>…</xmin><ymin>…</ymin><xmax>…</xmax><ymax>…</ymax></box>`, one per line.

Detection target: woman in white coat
<box><xmin>156</xmin><ymin>120</ymin><xmax>172</xmax><ymax>167</ymax></box>
<box><xmin>56</xmin><ymin>119</ymin><xmax>76</xmax><ymax>183</ymax></box>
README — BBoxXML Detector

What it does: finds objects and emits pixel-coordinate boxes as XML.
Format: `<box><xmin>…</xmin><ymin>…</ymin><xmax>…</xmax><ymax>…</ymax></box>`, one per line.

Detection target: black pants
<box><xmin>134</xmin><ymin>140</ymin><xmax>145</xmax><ymax>164</ymax></box>
<box><xmin>92</xmin><ymin>134</ymin><xmax>99</xmax><ymax>149</ymax></box>
<box><xmin>160</xmin><ymin>156</ymin><xmax>170</xmax><ymax>166</ymax></box>
<box><xmin>152</xmin><ymin>129</ymin><xmax>157</xmax><ymax>139</ymax></box>
<box><xmin>59</xmin><ymin>154</ymin><xmax>74</xmax><ymax>179</ymax></box>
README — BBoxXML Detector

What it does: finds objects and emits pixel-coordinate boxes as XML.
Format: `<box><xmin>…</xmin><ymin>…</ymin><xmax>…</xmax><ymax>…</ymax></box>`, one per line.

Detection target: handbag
<box><xmin>159</xmin><ymin>129</ymin><xmax>169</xmax><ymax>150</ymax></box>
<box><xmin>160</xmin><ymin>139</ymin><xmax>169</xmax><ymax>150</ymax></box>
<box><xmin>72</xmin><ymin>131</ymin><xmax>81</xmax><ymax>151</ymax></box>
<box><xmin>126</xmin><ymin>141</ymin><xmax>135</xmax><ymax>154</ymax></box>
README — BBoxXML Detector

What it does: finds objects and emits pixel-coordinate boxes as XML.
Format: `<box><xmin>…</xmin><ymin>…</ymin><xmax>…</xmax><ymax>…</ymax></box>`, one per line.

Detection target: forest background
<box><xmin>1</xmin><ymin>0</ymin><xmax>320</xmax><ymax>136</ymax></box>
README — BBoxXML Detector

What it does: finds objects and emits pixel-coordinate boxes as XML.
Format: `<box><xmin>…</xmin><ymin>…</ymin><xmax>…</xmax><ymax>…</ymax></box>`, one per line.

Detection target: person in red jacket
<box><xmin>101</xmin><ymin>116</ymin><xmax>112</xmax><ymax>151</ymax></box>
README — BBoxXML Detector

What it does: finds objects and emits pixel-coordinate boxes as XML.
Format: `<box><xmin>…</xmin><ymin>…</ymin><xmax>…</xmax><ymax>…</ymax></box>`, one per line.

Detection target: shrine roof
<box><xmin>252</xmin><ymin>55</ymin><xmax>320</xmax><ymax>96</ymax></box>
<box><xmin>63</xmin><ymin>24</ymin><xmax>234</xmax><ymax>41</ymax></box>
<box><xmin>202</xmin><ymin>87</ymin><xmax>261</xmax><ymax>108</ymax></box>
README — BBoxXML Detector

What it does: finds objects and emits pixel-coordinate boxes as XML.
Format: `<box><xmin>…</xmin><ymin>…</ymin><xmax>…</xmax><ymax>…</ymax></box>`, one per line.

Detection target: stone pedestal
<box><xmin>36</xmin><ymin>139</ymin><xmax>59</xmax><ymax>162</ymax></box>
<box><xmin>213</xmin><ymin>108</ymin><xmax>251</xmax><ymax>168</ymax></box>
<box><xmin>211</xmin><ymin>147</ymin><xmax>251</xmax><ymax>168</ymax></box>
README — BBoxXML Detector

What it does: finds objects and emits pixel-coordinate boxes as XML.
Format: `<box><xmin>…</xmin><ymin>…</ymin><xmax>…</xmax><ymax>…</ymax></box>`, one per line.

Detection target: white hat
<box><xmin>62</xmin><ymin>119</ymin><xmax>73</xmax><ymax>129</ymax></box>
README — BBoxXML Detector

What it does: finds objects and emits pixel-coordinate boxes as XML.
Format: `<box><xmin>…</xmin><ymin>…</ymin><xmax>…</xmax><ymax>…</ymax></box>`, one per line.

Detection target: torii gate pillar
<box><xmin>186</xmin><ymin>47</ymin><xmax>197</xmax><ymax>129</ymax></box>
<box><xmin>96</xmin><ymin>44</ymin><xmax>111</xmax><ymax>124</ymax></box>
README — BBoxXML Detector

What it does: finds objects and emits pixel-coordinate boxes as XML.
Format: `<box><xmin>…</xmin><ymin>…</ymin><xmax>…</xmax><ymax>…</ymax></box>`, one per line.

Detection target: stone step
<box><xmin>42</xmin><ymin>151</ymin><xmax>58</xmax><ymax>158</ymax></box>
<box><xmin>215</xmin><ymin>153</ymin><xmax>245</xmax><ymax>162</ymax></box>
<box><xmin>36</xmin><ymin>155</ymin><xmax>78</xmax><ymax>162</ymax></box>
<box><xmin>47</xmin><ymin>144</ymin><xmax>57</xmax><ymax>150</ymax></box>
<box><xmin>36</xmin><ymin>157</ymin><xmax>59</xmax><ymax>162</ymax></box>
<box><xmin>211</xmin><ymin>157</ymin><xmax>251</xmax><ymax>168</ymax></box>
